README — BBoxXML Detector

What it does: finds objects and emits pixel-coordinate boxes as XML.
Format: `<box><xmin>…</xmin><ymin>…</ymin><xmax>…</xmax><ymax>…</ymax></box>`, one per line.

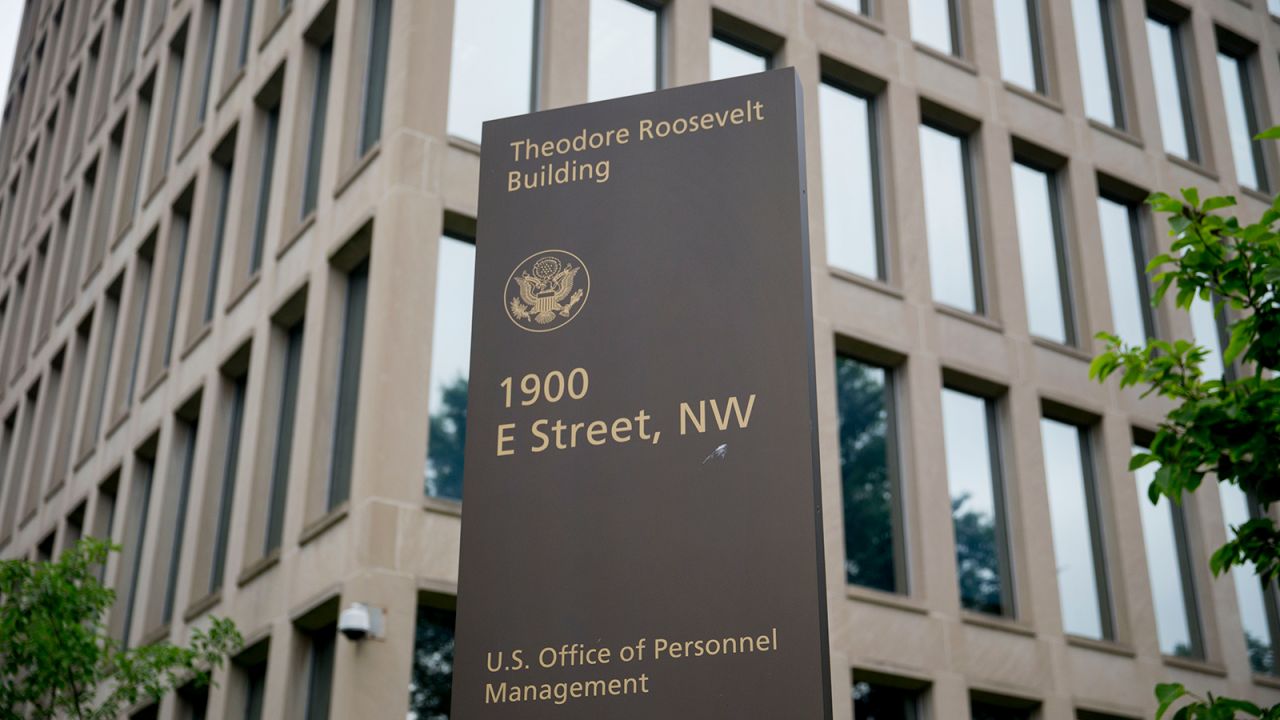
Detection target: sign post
<box><xmin>452</xmin><ymin>68</ymin><xmax>831</xmax><ymax>718</ymax></box>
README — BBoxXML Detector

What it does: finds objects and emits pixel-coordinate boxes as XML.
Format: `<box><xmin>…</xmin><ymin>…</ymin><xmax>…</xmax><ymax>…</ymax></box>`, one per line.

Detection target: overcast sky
<box><xmin>0</xmin><ymin>2</ymin><xmax>22</xmax><ymax>99</ymax></box>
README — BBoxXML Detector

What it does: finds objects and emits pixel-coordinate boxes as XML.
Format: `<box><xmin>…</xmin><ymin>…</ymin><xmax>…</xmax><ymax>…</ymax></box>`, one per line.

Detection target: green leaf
<box><xmin>1181</xmin><ymin>187</ymin><xmax>1201</xmax><ymax>208</ymax></box>
<box><xmin>1145</xmin><ymin>253</ymin><xmax>1174</xmax><ymax>273</ymax></box>
<box><xmin>1254</xmin><ymin>125</ymin><xmax>1280</xmax><ymax>141</ymax></box>
<box><xmin>1202</xmin><ymin>196</ymin><xmax>1236</xmax><ymax>212</ymax></box>
<box><xmin>1157</xmin><ymin>683</ymin><xmax>1187</xmax><ymax>720</ymax></box>
<box><xmin>1223</xmin><ymin>322</ymin><xmax>1252</xmax><ymax>365</ymax></box>
<box><xmin>1216</xmin><ymin>698</ymin><xmax>1263</xmax><ymax>715</ymax></box>
<box><xmin>1210</xmin><ymin>544</ymin><xmax>1233</xmax><ymax>577</ymax></box>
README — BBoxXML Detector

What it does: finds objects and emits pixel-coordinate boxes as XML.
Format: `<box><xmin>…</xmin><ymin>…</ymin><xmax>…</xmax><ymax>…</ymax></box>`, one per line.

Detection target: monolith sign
<box><xmin>451</xmin><ymin>68</ymin><xmax>832</xmax><ymax>718</ymax></box>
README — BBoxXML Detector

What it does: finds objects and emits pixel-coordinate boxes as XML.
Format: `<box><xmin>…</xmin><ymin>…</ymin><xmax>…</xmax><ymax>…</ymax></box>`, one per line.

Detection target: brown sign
<box><xmin>452</xmin><ymin>68</ymin><xmax>831</xmax><ymax>718</ymax></box>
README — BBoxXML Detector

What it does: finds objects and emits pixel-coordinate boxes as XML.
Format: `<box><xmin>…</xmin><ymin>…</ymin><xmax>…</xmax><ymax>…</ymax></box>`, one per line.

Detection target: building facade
<box><xmin>1</xmin><ymin>0</ymin><xmax>1279</xmax><ymax>717</ymax></box>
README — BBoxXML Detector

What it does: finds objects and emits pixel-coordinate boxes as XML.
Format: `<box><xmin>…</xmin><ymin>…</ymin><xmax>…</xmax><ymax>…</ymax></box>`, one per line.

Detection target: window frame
<box><xmin>996</xmin><ymin>0</ymin><xmax>1049</xmax><ymax>94</ymax></box>
<box><xmin>911</xmin><ymin>0</ymin><xmax>964</xmax><ymax>58</ymax></box>
<box><xmin>1146</xmin><ymin>4</ymin><xmax>1202</xmax><ymax>163</ymax></box>
<box><xmin>834</xmin><ymin>344</ymin><xmax>908</xmax><ymax>595</ymax></box>
<box><xmin>942</xmin><ymin>383</ymin><xmax>1016</xmax><ymax>618</ymax></box>
<box><xmin>1011</xmin><ymin>149</ymin><xmax>1077</xmax><ymax>346</ymax></box>
<box><xmin>1215</xmin><ymin>29</ymin><xmax>1273</xmax><ymax>193</ymax></box>
<box><xmin>1041</xmin><ymin>412</ymin><xmax>1116</xmax><ymax>642</ymax></box>
<box><xmin>818</xmin><ymin>67</ymin><xmax>888</xmax><ymax>282</ymax></box>
<box><xmin>586</xmin><ymin>0</ymin><xmax>665</xmax><ymax>103</ymax></box>
<box><xmin>919</xmin><ymin>109</ymin><xmax>987</xmax><ymax>316</ymax></box>
<box><xmin>424</xmin><ymin>230</ymin><xmax>476</xmax><ymax>503</ymax></box>
<box><xmin>1097</xmin><ymin>185</ymin><xmax>1158</xmax><ymax>346</ymax></box>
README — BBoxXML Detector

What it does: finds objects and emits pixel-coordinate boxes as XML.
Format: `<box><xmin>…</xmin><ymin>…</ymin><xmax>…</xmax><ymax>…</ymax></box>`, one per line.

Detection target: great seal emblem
<box><xmin>505</xmin><ymin>249</ymin><xmax>590</xmax><ymax>333</ymax></box>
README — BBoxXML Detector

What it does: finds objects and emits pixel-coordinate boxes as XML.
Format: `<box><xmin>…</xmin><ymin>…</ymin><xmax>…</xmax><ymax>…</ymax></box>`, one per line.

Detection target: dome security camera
<box><xmin>338</xmin><ymin>603</ymin><xmax>384</xmax><ymax>641</ymax></box>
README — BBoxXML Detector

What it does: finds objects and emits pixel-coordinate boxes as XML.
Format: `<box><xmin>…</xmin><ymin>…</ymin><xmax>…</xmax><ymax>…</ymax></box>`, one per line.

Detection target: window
<box><xmin>67</xmin><ymin>164</ymin><xmax>98</xmax><ymax>308</ymax></box>
<box><xmin>114</xmin><ymin>245</ymin><xmax>154</xmax><ymax>414</ymax></box>
<box><xmin>835</xmin><ymin>352</ymin><xmax>904</xmax><ymax>593</ymax></box>
<box><xmin>920</xmin><ymin>122</ymin><xmax>982</xmax><ymax>314</ymax></box>
<box><xmin>249</xmin><ymin>95</ymin><xmax>280</xmax><ymax>276</ymax></box>
<box><xmin>911</xmin><ymin>0</ymin><xmax>960</xmax><ymax>56</ymax></box>
<box><xmin>49</xmin><ymin>317</ymin><xmax>91</xmax><ymax>491</ymax></box>
<box><xmin>197</xmin><ymin>135</ymin><xmax>235</xmax><ymax>328</ymax></box>
<box><xmin>588</xmin><ymin>0</ymin><xmax>660</xmax><ymax>102</ymax></box>
<box><xmin>302</xmin><ymin>625</ymin><xmax>337</xmax><ymax>720</ymax></box>
<box><xmin>972</xmin><ymin>699</ymin><xmax>1035</xmax><ymax>720</ymax></box>
<box><xmin>1189</xmin><ymin>296</ymin><xmax>1227</xmax><ymax>380</ymax></box>
<box><xmin>119</xmin><ymin>0</ymin><xmax>147</xmax><ymax>85</ymax></box>
<box><xmin>819</xmin><ymin>79</ymin><xmax>883</xmax><ymax>280</ymax></box>
<box><xmin>115</xmin><ymin>449</ymin><xmax>155</xmax><ymax>648</ymax></box>
<box><xmin>710</xmin><ymin>34</ymin><xmax>768</xmax><ymax>82</ymax></box>
<box><xmin>177</xmin><ymin>683</ymin><xmax>209</xmax><ymax>720</ymax></box>
<box><xmin>233</xmin><ymin>642</ymin><xmax>270</xmax><ymax>720</ymax></box>
<box><xmin>300</xmin><ymin>38</ymin><xmax>332</xmax><ymax>218</ymax></box>
<box><xmin>1216</xmin><ymin>41</ymin><xmax>1269</xmax><ymax>192</ymax></box>
<box><xmin>1012</xmin><ymin>158</ymin><xmax>1073</xmax><ymax>344</ymax></box>
<box><xmin>943</xmin><ymin>388</ymin><xmax>1012</xmax><ymax>616</ymax></box>
<box><xmin>1271</xmin><ymin>0</ymin><xmax>1280</xmax><ymax>18</ymax></box>
<box><xmin>64</xmin><ymin>502</ymin><xmax>87</xmax><ymax>552</ymax></box>
<box><xmin>95</xmin><ymin>13</ymin><xmax>122</xmax><ymax>127</ymax></box>
<box><xmin>852</xmin><ymin>678</ymin><xmax>922</xmax><ymax>719</ymax></box>
<box><xmin>1041</xmin><ymin>416</ymin><xmax>1111</xmax><ymax>640</ymax></box>
<box><xmin>155</xmin><ymin>201</ymin><xmax>192</xmax><ymax>374</ymax></box>
<box><xmin>996</xmin><ymin>0</ymin><xmax>1046</xmax><ymax>92</ymax></box>
<box><xmin>24</xmin><ymin>356</ymin><xmax>62</xmax><ymax>515</ymax></box>
<box><xmin>1146</xmin><ymin>11</ymin><xmax>1198</xmax><ymax>161</ymax></box>
<box><xmin>152</xmin><ymin>29</ymin><xmax>187</xmax><ymax>186</ymax></box>
<box><xmin>1072</xmin><ymin>0</ymin><xmax>1125</xmax><ymax>127</ymax></box>
<box><xmin>0</xmin><ymin>414</ymin><xmax>14</xmax><ymax>541</ymax></box>
<box><xmin>1133</xmin><ymin>445</ymin><xmax>1201</xmax><ymax>658</ymax></box>
<box><xmin>8</xmin><ymin>386</ymin><xmax>40</xmax><ymax>521</ymax></box>
<box><xmin>7</xmin><ymin>266</ymin><xmax>30</xmax><ymax>382</ymax></box>
<box><xmin>208</xmin><ymin>371</ymin><xmax>247</xmax><ymax>591</ymax></box>
<box><xmin>357</xmin><ymin>0</ymin><xmax>392</xmax><ymax>156</ymax></box>
<box><xmin>69</xmin><ymin>61</ymin><xmax>94</xmax><ymax>168</ymax></box>
<box><xmin>826</xmin><ymin>0</ymin><xmax>870</xmax><ymax>16</ymax></box>
<box><xmin>79</xmin><ymin>280</ymin><xmax>122</xmax><ymax>458</ymax></box>
<box><xmin>328</xmin><ymin>260</ymin><xmax>369</xmax><ymax>509</ymax></box>
<box><xmin>193</xmin><ymin>1</ymin><xmax>220</xmax><ymax>126</ymax></box>
<box><xmin>1097</xmin><ymin>194</ymin><xmax>1154</xmax><ymax>347</ymax></box>
<box><xmin>116</xmin><ymin>78</ymin><xmax>154</xmax><ymax>234</ymax></box>
<box><xmin>234</xmin><ymin>0</ymin><xmax>256</xmax><ymax>71</ymax></box>
<box><xmin>264</xmin><ymin>319</ymin><xmax>303</xmax><ymax>552</ymax></box>
<box><xmin>1219</xmin><ymin>482</ymin><xmax>1280</xmax><ymax>674</ymax></box>
<box><xmin>408</xmin><ymin>601</ymin><xmax>456</xmax><ymax>719</ymax></box>
<box><xmin>446</xmin><ymin>0</ymin><xmax>537</xmax><ymax>144</ymax></box>
<box><xmin>36</xmin><ymin>532</ymin><xmax>56</xmax><ymax>562</ymax></box>
<box><xmin>425</xmin><ymin>235</ymin><xmax>474</xmax><ymax>502</ymax></box>
<box><xmin>40</xmin><ymin>203</ymin><xmax>73</xmax><ymax>342</ymax></box>
<box><xmin>86</xmin><ymin>478</ymin><xmax>114</xmax><ymax>580</ymax></box>
<box><xmin>156</xmin><ymin>410</ymin><xmax>199</xmax><ymax>627</ymax></box>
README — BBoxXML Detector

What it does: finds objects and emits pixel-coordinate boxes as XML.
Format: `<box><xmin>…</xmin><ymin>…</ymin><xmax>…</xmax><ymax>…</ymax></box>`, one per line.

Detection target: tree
<box><xmin>0</xmin><ymin>538</ymin><xmax>242</xmax><ymax>720</ymax></box>
<box><xmin>425</xmin><ymin>375</ymin><xmax>469</xmax><ymax>501</ymax></box>
<box><xmin>1090</xmin><ymin>126</ymin><xmax>1280</xmax><ymax>718</ymax></box>
<box><xmin>952</xmin><ymin>494</ymin><xmax>1003</xmax><ymax>615</ymax></box>
<box><xmin>835</xmin><ymin>355</ymin><xmax>896</xmax><ymax>591</ymax></box>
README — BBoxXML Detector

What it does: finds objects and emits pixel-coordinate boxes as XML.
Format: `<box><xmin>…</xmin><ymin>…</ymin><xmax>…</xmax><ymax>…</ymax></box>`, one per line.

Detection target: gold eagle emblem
<box><xmin>505</xmin><ymin>250</ymin><xmax>590</xmax><ymax>333</ymax></box>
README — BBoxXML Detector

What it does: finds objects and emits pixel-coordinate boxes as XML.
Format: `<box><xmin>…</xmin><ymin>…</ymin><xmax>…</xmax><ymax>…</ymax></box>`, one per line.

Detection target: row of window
<box><xmin>833</xmin><ymin>348</ymin><xmax>1280</xmax><ymax>675</ymax></box>
<box><xmin>920</xmin><ymin>0</ymin><xmax>1276</xmax><ymax>192</ymax></box>
<box><xmin>0</xmin><ymin>225</ymin><xmax>369</xmax><ymax>633</ymax></box>
<box><xmin>0</xmin><ymin>0</ymin><xmax>1274</xmax><ymax>403</ymax></box>
<box><xmin>0</xmin><ymin>0</ymin><xmax>392</xmax><ymax>526</ymax></box>
<box><xmin>438</xmin><ymin>0</ymin><xmax>1278</xmax><ymax>189</ymax></box>
<box><xmin>0</xmin><ymin>0</ymin><xmax>391</xmax><ymax>345</ymax></box>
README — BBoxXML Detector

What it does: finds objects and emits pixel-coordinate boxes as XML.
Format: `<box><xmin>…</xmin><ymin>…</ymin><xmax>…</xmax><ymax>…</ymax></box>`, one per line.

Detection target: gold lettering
<box><xmin>530</xmin><ymin>420</ymin><xmax>550</xmax><ymax>453</ymax></box>
<box><xmin>497</xmin><ymin>423</ymin><xmax>516</xmax><ymax>456</ymax></box>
